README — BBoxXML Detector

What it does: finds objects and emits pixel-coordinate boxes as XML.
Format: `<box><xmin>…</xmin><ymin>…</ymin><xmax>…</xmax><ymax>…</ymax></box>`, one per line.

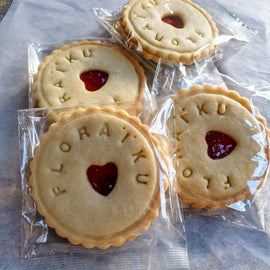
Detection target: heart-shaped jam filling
<box><xmin>205</xmin><ymin>131</ymin><xmax>236</xmax><ymax>160</ymax></box>
<box><xmin>87</xmin><ymin>163</ymin><xmax>117</xmax><ymax>196</ymax></box>
<box><xmin>80</xmin><ymin>70</ymin><xmax>109</xmax><ymax>92</ymax></box>
<box><xmin>162</xmin><ymin>15</ymin><xmax>184</xmax><ymax>29</ymax></box>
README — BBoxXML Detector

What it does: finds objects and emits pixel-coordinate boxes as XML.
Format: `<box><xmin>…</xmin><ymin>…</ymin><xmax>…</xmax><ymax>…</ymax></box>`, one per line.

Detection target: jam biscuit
<box><xmin>121</xmin><ymin>0</ymin><xmax>218</xmax><ymax>64</ymax></box>
<box><xmin>168</xmin><ymin>84</ymin><xmax>269</xmax><ymax>209</ymax></box>
<box><xmin>30</xmin><ymin>106</ymin><xmax>167</xmax><ymax>249</ymax></box>
<box><xmin>33</xmin><ymin>40</ymin><xmax>146</xmax><ymax>112</ymax></box>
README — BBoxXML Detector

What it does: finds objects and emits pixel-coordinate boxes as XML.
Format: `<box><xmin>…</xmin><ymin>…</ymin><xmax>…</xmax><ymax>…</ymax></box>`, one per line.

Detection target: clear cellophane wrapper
<box><xmin>18</xmin><ymin>101</ymin><xmax>189</xmax><ymax>269</ymax></box>
<box><xmin>21</xmin><ymin>35</ymin><xmax>190</xmax><ymax>267</ymax></box>
<box><xmin>93</xmin><ymin>0</ymin><xmax>256</xmax><ymax>67</ymax></box>
<box><xmin>150</xmin><ymin>58</ymin><xmax>270</xmax><ymax>232</ymax></box>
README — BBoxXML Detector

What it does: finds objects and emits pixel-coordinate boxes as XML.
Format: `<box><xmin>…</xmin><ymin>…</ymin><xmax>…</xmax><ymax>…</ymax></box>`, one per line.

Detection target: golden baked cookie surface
<box><xmin>30</xmin><ymin>106</ymin><xmax>163</xmax><ymax>248</ymax></box>
<box><xmin>168</xmin><ymin>85</ymin><xmax>269</xmax><ymax>209</ymax></box>
<box><xmin>121</xmin><ymin>0</ymin><xmax>218</xmax><ymax>64</ymax></box>
<box><xmin>34</xmin><ymin>41</ymin><xmax>145</xmax><ymax>108</ymax></box>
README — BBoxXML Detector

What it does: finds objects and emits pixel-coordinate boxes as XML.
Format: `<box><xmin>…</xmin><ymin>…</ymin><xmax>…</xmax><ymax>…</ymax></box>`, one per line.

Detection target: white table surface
<box><xmin>0</xmin><ymin>0</ymin><xmax>270</xmax><ymax>269</ymax></box>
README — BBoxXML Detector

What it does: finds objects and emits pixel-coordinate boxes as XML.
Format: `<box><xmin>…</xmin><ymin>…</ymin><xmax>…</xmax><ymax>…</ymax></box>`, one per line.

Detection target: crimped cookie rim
<box><xmin>172</xmin><ymin>84</ymin><xmax>270</xmax><ymax>209</ymax></box>
<box><xmin>30</xmin><ymin>105</ymin><xmax>168</xmax><ymax>248</ymax></box>
<box><xmin>120</xmin><ymin>0</ymin><xmax>219</xmax><ymax>64</ymax></box>
<box><xmin>33</xmin><ymin>40</ymin><xmax>146</xmax><ymax>109</ymax></box>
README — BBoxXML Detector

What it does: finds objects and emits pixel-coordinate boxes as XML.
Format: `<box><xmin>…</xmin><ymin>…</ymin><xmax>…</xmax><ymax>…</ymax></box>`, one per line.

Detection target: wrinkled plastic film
<box><xmin>28</xmin><ymin>37</ymin><xmax>155</xmax><ymax>111</ymax></box>
<box><xmin>26</xmin><ymin>37</ymin><xmax>189</xmax><ymax>265</ymax></box>
<box><xmin>93</xmin><ymin>0</ymin><xmax>256</xmax><ymax>66</ymax></box>
<box><xmin>18</xmin><ymin>104</ymin><xmax>189</xmax><ymax>269</ymax></box>
<box><xmin>151</xmin><ymin>59</ymin><xmax>270</xmax><ymax>232</ymax></box>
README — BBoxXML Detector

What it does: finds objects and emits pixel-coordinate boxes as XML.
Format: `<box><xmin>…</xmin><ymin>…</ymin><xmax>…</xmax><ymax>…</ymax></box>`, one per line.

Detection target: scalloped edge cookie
<box><xmin>120</xmin><ymin>0</ymin><xmax>218</xmax><ymax>64</ymax></box>
<box><xmin>30</xmin><ymin>106</ymin><xmax>168</xmax><ymax>249</ymax></box>
<box><xmin>170</xmin><ymin>84</ymin><xmax>270</xmax><ymax>209</ymax></box>
<box><xmin>33</xmin><ymin>40</ymin><xmax>146</xmax><ymax>114</ymax></box>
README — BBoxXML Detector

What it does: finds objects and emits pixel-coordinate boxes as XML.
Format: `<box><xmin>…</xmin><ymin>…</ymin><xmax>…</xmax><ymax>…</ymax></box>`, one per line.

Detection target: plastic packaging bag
<box><xmin>93</xmin><ymin>0</ymin><xmax>256</xmax><ymax>66</ymax></box>
<box><xmin>28</xmin><ymin>37</ymin><xmax>156</xmax><ymax>111</ymax></box>
<box><xmin>18</xmin><ymin>103</ymin><xmax>189</xmax><ymax>269</ymax></box>
<box><xmin>24</xmin><ymin>35</ymin><xmax>190</xmax><ymax>267</ymax></box>
<box><xmin>150</xmin><ymin>58</ymin><xmax>270</xmax><ymax>232</ymax></box>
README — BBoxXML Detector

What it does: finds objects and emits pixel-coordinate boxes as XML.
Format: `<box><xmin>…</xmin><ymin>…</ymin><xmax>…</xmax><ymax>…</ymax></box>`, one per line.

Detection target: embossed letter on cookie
<box><xmin>170</xmin><ymin>85</ymin><xmax>269</xmax><ymax>209</ymax></box>
<box><xmin>121</xmin><ymin>0</ymin><xmax>218</xmax><ymax>64</ymax></box>
<box><xmin>30</xmin><ymin>106</ymin><xmax>163</xmax><ymax>248</ymax></box>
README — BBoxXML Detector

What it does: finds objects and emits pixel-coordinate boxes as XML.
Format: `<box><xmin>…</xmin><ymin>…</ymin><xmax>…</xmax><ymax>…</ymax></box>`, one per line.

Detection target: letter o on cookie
<box><xmin>60</xmin><ymin>142</ymin><xmax>71</xmax><ymax>152</ymax></box>
<box><xmin>182</xmin><ymin>168</ymin><xmax>192</xmax><ymax>178</ymax></box>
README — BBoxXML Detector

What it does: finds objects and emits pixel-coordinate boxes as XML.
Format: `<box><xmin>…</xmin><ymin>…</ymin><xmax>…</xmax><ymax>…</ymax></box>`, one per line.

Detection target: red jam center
<box><xmin>205</xmin><ymin>131</ymin><xmax>236</xmax><ymax>160</ymax></box>
<box><xmin>80</xmin><ymin>70</ymin><xmax>109</xmax><ymax>92</ymax></box>
<box><xmin>162</xmin><ymin>15</ymin><xmax>184</xmax><ymax>29</ymax></box>
<box><xmin>87</xmin><ymin>163</ymin><xmax>117</xmax><ymax>196</ymax></box>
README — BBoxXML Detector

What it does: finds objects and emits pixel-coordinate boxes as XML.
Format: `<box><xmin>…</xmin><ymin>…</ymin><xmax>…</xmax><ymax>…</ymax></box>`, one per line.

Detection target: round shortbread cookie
<box><xmin>30</xmin><ymin>106</ymin><xmax>166</xmax><ymax>249</ymax></box>
<box><xmin>121</xmin><ymin>0</ymin><xmax>218</xmax><ymax>64</ymax></box>
<box><xmin>33</xmin><ymin>40</ymin><xmax>146</xmax><ymax>111</ymax></box>
<box><xmin>168</xmin><ymin>84</ymin><xmax>269</xmax><ymax>209</ymax></box>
